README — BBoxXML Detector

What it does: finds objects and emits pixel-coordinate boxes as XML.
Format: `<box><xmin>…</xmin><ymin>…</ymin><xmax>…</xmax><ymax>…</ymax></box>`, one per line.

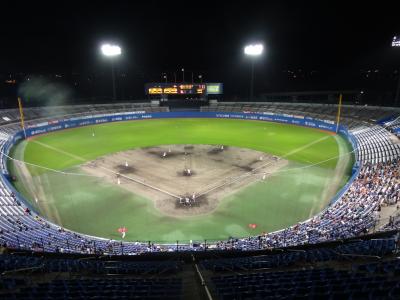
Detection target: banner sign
<box><xmin>21</xmin><ymin>111</ymin><xmax>347</xmax><ymax>137</ymax></box>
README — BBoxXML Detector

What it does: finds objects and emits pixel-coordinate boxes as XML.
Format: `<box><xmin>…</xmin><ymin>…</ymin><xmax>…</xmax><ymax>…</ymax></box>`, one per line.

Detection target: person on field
<box><xmin>118</xmin><ymin>226</ymin><xmax>127</xmax><ymax>239</ymax></box>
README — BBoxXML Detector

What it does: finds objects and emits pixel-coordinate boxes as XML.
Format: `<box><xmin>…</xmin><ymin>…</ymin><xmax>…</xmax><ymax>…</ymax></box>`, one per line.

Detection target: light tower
<box><xmin>392</xmin><ymin>36</ymin><xmax>400</xmax><ymax>105</ymax></box>
<box><xmin>244</xmin><ymin>43</ymin><xmax>264</xmax><ymax>101</ymax></box>
<box><xmin>101</xmin><ymin>43</ymin><xmax>122</xmax><ymax>100</ymax></box>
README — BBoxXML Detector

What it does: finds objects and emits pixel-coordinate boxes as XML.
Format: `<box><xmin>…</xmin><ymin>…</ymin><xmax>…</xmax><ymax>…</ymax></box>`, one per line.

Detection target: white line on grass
<box><xmin>3</xmin><ymin>152</ymin><xmax>96</xmax><ymax>177</ymax></box>
<box><xmin>195</xmin><ymin>135</ymin><xmax>331</xmax><ymax>197</ymax></box>
<box><xmin>28</xmin><ymin>140</ymin><xmax>181</xmax><ymax>199</ymax></box>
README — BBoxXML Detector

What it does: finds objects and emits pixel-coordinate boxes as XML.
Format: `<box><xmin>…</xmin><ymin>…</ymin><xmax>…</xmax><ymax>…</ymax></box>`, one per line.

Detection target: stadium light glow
<box><xmin>101</xmin><ymin>44</ymin><xmax>122</xmax><ymax>56</ymax></box>
<box><xmin>100</xmin><ymin>43</ymin><xmax>122</xmax><ymax>100</ymax></box>
<box><xmin>244</xmin><ymin>44</ymin><xmax>264</xmax><ymax>56</ymax></box>
<box><xmin>244</xmin><ymin>43</ymin><xmax>264</xmax><ymax>100</ymax></box>
<box><xmin>392</xmin><ymin>36</ymin><xmax>400</xmax><ymax>47</ymax></box>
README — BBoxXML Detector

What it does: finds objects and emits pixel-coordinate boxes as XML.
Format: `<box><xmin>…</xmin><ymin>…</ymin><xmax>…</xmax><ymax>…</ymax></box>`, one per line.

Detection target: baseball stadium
<box><xmin>0</xmin><ymin>98</ymin><xmax>399</xmax><ymax>298</ymax></box>
<box><xmin>1</xmin><ymin>2</ymin><xmax>400</xmax><ymax>299</ymax></box>
<box><xmin>1</xmin><ymin>96</ymin><xmax>398</xmax><ymax>249</ymax></box>
<box><xmin>7</xmin><ymin>112</ymin><xmax>354</xmax><ymax>243</ymax></box>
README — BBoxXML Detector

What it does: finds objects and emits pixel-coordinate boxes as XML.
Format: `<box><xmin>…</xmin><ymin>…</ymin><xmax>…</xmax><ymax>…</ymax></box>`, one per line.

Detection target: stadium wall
<box><xmin>22</xmin><ymin>111</ymin><xmax>340</xmax><ymax>135</ymax></box>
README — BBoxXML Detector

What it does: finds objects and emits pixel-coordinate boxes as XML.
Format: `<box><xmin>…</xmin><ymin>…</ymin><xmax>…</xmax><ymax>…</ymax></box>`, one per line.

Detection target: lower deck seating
<box><xmin>202</xmin><ymin>237</ymin><xmax>397</xmax><ymax>272</ymax></box>
<box><xmin>211</xmin><ymin>265</ymin><xmax>400</xmax><ymax>299</ymax></box>
<box><xmin>3</xmin><ymin>278</ymin><xmax>182</xmax><ymax>300</ymax></box>
<box><xmin>0</xmin><ymin>254</ymin><xmax>183</xmax><ymax>274</ymax></box>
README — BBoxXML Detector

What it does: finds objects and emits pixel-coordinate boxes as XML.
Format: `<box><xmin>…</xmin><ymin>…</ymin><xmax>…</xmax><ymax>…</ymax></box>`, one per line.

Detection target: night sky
<box><xmin>1</xmin><ymin>1</ymin><xmax>400</xmax><ymax>101</ymax></box>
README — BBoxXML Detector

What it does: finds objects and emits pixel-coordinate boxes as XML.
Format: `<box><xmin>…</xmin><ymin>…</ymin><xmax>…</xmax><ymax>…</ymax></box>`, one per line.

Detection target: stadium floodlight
<box><xmin>244</xmin><ymin>43</ymin><xmax>264</xmax><ymax>100</ymax></box>
<box><xmin>101</xmin><ymin>44</ymin><xmax>122</xmax><ymax>56</ymax></box>
<box><xmin>101</xmin><ymin>43</ymin><xmax>121</xmax><ymax>100</ymax></box>
<box><xmin>392</xmin><ymin>36</ymin><xmax>400</xmax><ymax>47</ymax></box>
<box><xmin>244</xmin><ymin>44</ymin><xmax>264</xmax><ymax>56</ymax></box>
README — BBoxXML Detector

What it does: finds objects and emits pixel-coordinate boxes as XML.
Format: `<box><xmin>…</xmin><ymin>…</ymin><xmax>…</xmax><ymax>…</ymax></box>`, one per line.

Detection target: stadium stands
<box><xmin>0</xmin><ymin>103</ymin><xmax>169</xmax><ymax>127</ymax></box>
<box><xmin>201</xmin><ymin>236</ymin><xmax>397</xmax><ymax>271</ymax></box>
<box><xmin>351</xmin><ymin>125</ymin><xmax>400</xmax><ymax>163</ymax></box>
<box><xmin>382</xmin><ymin>116</ymin><xmax>400</xmax><ymax>138</ymax></box>
<box><xmin>209</xmin><ymin>265</ymin><xmax>400</xmax><ymax>299</ymax></box>
<box><xmin>0</xmin><ymin>231</ymin><xmax>398</xmax><ymax>300</ymax></box>
<box><xmin>201</xmin><ymin>102</ymin><xmax>400</xmax><ymax>129</ymax></box>
<box><xmin>3</xmin><ymin>278</ymin><xmax>183</xmax><ymax>299</ymax></box>
<box><xmin>0</xmin><ymin>254</ymin><xmax>183</xmax><ymax>275</ymax></box>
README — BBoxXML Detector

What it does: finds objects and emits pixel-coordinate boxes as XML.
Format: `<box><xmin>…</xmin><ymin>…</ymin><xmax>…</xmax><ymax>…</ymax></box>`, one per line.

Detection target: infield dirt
<box><xmin>81</xmin><ymin>144</ymin><xmax>288</xmax><ymax>217</ymax></box>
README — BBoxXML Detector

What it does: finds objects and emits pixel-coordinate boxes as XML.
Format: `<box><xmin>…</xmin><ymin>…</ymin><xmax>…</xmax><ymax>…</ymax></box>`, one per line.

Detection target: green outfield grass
<box><xmin>9</xmin><ymin>118</ymin><xmax>354</xmax><ymax>242</ymax></box>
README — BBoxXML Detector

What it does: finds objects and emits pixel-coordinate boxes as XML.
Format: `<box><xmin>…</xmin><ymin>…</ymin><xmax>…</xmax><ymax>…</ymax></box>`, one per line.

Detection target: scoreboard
<box><xmin>145</xmin><ymin>83</ymin><xmax>223</xmax><ymax>95</ymax></box>
<box><xmin>147</xmin><ymin>84</ymin><xmax>206</xmax><ymax>95</ymax></box>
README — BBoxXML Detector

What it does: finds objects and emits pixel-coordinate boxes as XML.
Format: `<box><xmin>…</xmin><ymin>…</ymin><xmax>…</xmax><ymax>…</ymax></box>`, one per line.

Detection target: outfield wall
<box><xmin>1</xmin><ymin>111</ymin><xmax>360</xmax><ymax>243</ymax></box>
<box><xmin>23</xmin><ymin>111</ymin><xmax>340</xmax><ymax>136</ymax></box>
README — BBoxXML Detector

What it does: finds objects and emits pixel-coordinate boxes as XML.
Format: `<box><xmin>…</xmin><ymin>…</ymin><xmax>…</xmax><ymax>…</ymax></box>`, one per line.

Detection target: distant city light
<box><xmin>392</xmin><ymin>36</ymin><xmax>400</xmax><ymax>47</ymax></box>
<box><xmin>244</xmin><ymin>44</ymin><xmax>264</xmax><ymax>56</ymax></box>
<box><xmin>101</xmin><ymin>44</ymin><xmax>122</xmax><ymax>56</ymax></box>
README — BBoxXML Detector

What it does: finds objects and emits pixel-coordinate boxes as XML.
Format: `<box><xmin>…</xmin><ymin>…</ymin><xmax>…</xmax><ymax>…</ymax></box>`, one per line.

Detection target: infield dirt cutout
<box><xmin>81</xmin><ymin>144</ymin><xmax>288</xmax><ymax>217</ymax></box>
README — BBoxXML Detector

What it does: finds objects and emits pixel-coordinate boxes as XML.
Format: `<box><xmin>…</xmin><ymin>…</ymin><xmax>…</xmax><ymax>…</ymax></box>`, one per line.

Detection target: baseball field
<box><xmin>8</xmin><ymin>118</ymin><xmax>354</xmax><ymax>243</ymax></box>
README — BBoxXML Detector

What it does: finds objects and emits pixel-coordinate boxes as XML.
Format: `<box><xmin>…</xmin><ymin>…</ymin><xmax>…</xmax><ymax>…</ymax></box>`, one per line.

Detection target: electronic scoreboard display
<box><xmin>145</xmin><ymin>83</ymin><xmax>223</xmax><ymax>95</ymax></box>
<box><xmin>146</xmin><ymin>83</ymin><xmax>206</xmax><ymax>95</ymax></box>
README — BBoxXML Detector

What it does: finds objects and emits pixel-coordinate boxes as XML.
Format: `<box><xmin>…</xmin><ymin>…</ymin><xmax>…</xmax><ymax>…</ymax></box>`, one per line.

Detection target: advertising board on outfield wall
<box><xmin>23</xmin><ymin>111</ymin><xmax>344</xmax><ymax>136</ymax></box>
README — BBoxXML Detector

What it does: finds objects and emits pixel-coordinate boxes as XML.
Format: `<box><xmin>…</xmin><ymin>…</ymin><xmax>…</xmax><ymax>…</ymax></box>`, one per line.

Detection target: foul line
<box><xmin>195</xmin><ymin>135</ymin><xmax>331</xmax><ymax>197</ymax></box>
<box><xmin>33</xmin><ymin>141</ymin><xmax>87</xmax><ymax>162</ymax></box>
<box><xmin>3</xmin><ymin>153</ymin><xmax>97</xmax><ymax>177</ymax></box>
<box><xmin>30</xmin><ymin>140</ymin><xmax>181</xmax><ymax>199</ymax></box>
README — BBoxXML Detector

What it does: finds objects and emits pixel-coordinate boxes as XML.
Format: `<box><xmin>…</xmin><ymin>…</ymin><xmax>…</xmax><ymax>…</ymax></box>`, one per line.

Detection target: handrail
<box><xmin>1</xmin><ymin>265</ymin><xmax>44</xmax><ymax>276</ymax></box>
<box><xmin>339</xmin><ymin>253</ymin><xmax>381</xmax><ymax>259</ymax></box>
<box><xmin>77</xmin><ymin>256</ymin><xmax>98</xmax><ymax>261</ymax></box>
<box><xmin>195</xmin><ymin>263</ymin><xmax>213</xmax><ymax>300</ymax></box>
